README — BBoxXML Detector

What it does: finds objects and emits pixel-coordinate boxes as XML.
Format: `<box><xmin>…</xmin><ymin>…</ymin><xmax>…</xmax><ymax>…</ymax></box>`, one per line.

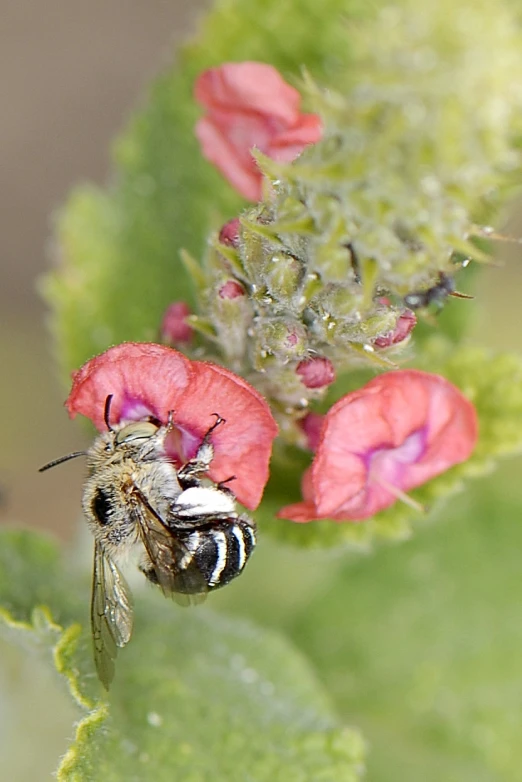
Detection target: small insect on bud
<box><xmin>374</xmin><ymin>309</ymin><xmax>416</xmax><ymax>348</ymax></box>
<box><xmin>218</xmin><ymin>217</ymin><xmax>241</xmax><ymax>248</ymax></box>
<box><xmin>218</xmin><ymin>280</ymin><xmax>245</xmax><ymax>299</ymax></box>
<box><xmin>296</xmin><ymin>357</ymin><xmax>336</xmax><ymax>389</ymax></box>
<box><xmin>403</xmin><ymin>272</ymin><xmax>473</xmax><ymax>310</ymax></box>
<box><xmin>160</xmin><ymin>301</ymin><xmax>193</xmax><ymax>345</ymax></box>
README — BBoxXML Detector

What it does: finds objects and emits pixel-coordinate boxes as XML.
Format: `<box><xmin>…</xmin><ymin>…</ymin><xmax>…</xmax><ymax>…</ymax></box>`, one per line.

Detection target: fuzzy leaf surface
<box><xmin>284</xmin><ymin>469</ymin><xmax>522</xmax><ymax>781</ymax></box>
<box><xmin>0</xmin><ymin>529</ymin><xmax>365</xmax><ymax>781</ymax></box>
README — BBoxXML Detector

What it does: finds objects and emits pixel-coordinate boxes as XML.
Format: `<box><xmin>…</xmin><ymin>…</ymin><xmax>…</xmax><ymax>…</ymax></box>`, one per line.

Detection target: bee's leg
<box><xmin>177</xmin><ymin>415</ymin><xmax>226</xmax><ymax>489</ymax></box>
<box><xmin>217</xmin><ymin>474</ymin><xmax>237</xmax><ymax>496</ymax></box>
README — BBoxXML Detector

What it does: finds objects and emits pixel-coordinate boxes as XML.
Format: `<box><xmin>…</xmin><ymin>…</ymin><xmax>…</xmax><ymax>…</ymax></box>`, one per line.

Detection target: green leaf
<box><xmin>258</xmin><ymin>344</ymin><xmax>522</xmax><ymax>547</ymax></box>
<box><xmin>283</xmin><ymin>468</ymin><xmax>522</xmax><ymax>781</ymax></box>
<box><xmin>0</xmin><ymin>529</ymin><xmax>365</xmax><ymax>781</ymax></box>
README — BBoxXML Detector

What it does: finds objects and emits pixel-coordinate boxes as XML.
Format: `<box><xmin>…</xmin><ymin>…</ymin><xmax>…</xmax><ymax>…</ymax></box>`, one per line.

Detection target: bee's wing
<box><xmin>132</xmin><ymin>487</ymin><xmax>208</xmax><ymax>606</ymax></box>
<box><xmin>91</xmin><ymin>543</ymin><xmax>134</xmax><ymax>690</ymax></box>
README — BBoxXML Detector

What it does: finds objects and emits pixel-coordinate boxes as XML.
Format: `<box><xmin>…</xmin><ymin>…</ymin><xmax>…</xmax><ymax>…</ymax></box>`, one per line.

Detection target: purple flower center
<box><xmin>119</xmin><ymin>396</ymin><xmax>203</xmax><ymax>465</ymax></box>
<box><xmin>166</xmin><ymin>426</ymin><xmax>202</xmax><ymax>464</ymax></box>
<box><xmin>365</xmin><ymin>428</ymin><xmax>427</xmax><ymax>489</ymax></box>
<box><xmin>120</xmin><ymin>397</ymin><xmax>157</xmax><ymax>423</ymax></box>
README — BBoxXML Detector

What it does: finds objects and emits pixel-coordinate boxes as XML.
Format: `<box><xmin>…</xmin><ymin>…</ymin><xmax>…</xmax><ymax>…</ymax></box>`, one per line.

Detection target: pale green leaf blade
<box><xmin>284</xmin><ymin>470</ymin><xmax>522</xmax><ymax>781</ymax></box>
<box><xmin>0</xmin><ymin>530</ymin><xmax>365</xmax><ymax>781</ymax></box>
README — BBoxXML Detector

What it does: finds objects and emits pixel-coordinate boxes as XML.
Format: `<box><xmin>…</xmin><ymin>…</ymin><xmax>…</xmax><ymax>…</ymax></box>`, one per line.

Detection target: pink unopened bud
<box><xmin>219</xmin><ymin>280</ymin><xmax>245</xmax><ymax>299</ymax></box>
<box><xmin>160</xmin><ymin>301</ymin><xmax>193</xmax><ymax>344</ymax></box>
<box><xmin>219</xmin><ymin>218</ymin><xmax>240</xmax><ymax>247</ymax></box>
<box><xmin>374</xmin><ymin>309</ymin><xmax>416</xmax><ymax>348</ymax></box>
<box><xmin>300</xmin><ymin>412</ymin><xmax>325</xmax><ymax>451</ymax></box>
<box><xmin>286</xmin><ymin>331</ymin><xmax>299</xmax><ymax>348</ymax></box>
<box><xmin>296</xmin><ymin>357</ymin><xmax>336</xmax><ymax>389</ymax></box>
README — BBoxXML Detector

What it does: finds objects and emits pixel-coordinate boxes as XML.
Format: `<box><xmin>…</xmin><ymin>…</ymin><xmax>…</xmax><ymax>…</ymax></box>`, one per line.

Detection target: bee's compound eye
<box><xmin>115</xmin><ymin>421</ymin><xmax>159</xmax><ymax>446</ymax></box>
<box><xmin>92</xmin><ymin>488</ymin><xmax>112</xmax><ymax>525</ymax></box>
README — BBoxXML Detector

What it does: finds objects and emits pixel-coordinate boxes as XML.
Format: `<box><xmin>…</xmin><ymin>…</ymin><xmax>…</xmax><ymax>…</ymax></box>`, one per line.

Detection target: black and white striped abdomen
<box><xmin>181</xmin><ymin>517</ymin><xmax>256</xmax><ymax>591</ymax></box>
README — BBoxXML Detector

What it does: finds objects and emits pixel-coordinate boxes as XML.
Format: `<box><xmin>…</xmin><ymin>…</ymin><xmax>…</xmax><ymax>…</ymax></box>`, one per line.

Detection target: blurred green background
<box><xmin>3</xmin><ymin>2</ymin><xmax>522</xmax><ymax>780</ymax></box>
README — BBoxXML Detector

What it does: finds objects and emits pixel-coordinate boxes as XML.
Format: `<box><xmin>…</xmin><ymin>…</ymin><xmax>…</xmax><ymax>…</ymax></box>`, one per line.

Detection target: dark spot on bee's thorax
<box><xmin>92</xmin><ymin>488</ymin><xmax>112</xmax><ymax>525</ymax></box>
<box><xmin>142</xmin><ymin>566</ymin><xmax>159</xmax><ymax>585</ymax></box>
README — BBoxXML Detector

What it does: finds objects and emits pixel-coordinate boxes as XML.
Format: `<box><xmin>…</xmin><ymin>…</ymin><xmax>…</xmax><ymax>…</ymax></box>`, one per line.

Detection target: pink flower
<box><xmin>278</xmin><ymin>370</ymin><xmax>478</xmax><ymax>522</ymax></box>
<box><xmin>194</xmin><ymin>62</ymin><xmax>323</xmax><ymax>201</ymax></box>
<box><xmin>66</xmin><ymin>343</ymin><xmax>278</xmax><ymax>509</ymax></box>
<box><xmin>160</xmin><ymin>301</ymin><xmax>193</xmax><ymax>345</ymax></box>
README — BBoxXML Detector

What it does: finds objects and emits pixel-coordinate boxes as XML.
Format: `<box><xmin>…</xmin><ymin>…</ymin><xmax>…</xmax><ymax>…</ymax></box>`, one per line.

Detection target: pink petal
<box><xmin>203</xmin><ymin>108</ymin><xmax>276</xmax><ymax>155</ymax></box>
<box><xmin>277</xmin><ymin>500</ymin><xmax>319</xmax><ymax>522</ymax></box>
<box><xmin>195</xmin><ymin>117</ymin><xmax>262</xmax><ymax>201</ymax></box>
<box><xmin>403</xmin><ymin>376</ymin><xmax>477</xmax><ymax>487</ymax></box>
<box><xmin>313</xmin><ymin>370</ymin><xmax>477</xmax><ymax>519</ymax></box>
<box><xmin>313</xmin><ymin>449</ymin><xmax>369</xmax><ymax>518</ymax></box>
<box><xmin>328</xmin><ymin>430</ymin><xmax>426</xmax><ymax>520</ymax></box>
<box><xmin>175</xmin><ymin>361</ymin><xmax>278</xmax><ymax>509</ymax></box>
<box><xmin>195</xmin><ymin>62</ymin><xmax>301</xmax><ymax>126</ymax></box>
<box><xmin>268</xmin><ymin>113</ymin><xmax>324</xmax><ymax>161</ymax></box>
<box><xmin>67</xmin><ymin>343</ymin><xmax>193</xmax><ymax>430</ymax></box>
<box><xmin>194</xmin><ymin>63</ymin><xmax>323</xmax><ymax>200</ymax></box>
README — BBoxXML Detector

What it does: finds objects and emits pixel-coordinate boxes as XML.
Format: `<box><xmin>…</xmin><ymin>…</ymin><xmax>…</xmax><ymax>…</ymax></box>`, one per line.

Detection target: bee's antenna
<box><xmin>104</xmin><ymin>395</ymin><xmax>114</xmax><ymax>432</ymax></box>
<box><xmin>39</xmin><ymin>451</ymin><xmax>86</xmax><ymax>472</ymax></box>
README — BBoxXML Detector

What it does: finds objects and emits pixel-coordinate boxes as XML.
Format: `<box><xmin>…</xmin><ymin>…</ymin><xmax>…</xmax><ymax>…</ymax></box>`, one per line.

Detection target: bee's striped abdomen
<box><xmin>183</xmin><ymin>518</ymin><xmax>256</xmax><ymax>591</ymax></box>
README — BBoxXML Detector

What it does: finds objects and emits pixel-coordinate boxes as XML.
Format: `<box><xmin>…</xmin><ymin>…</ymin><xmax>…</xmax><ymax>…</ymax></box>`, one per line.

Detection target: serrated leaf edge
<box><xmin>56</xmin><ymin>704</ymin><xmax>108</xmax><ymax>782</ymax></box>
<box><xmin>0</xmin><ymin>604</ymin><xmax>107</xmax><ymax>781</ymax></box>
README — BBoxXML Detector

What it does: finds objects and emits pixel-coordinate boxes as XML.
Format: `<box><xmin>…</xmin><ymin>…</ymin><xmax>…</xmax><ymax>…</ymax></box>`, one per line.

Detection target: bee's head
<box><xmin>40</xmin><ymin>395</ymin><xmax>169</xmax><ymax>474</ymax></box>
<box><xmin>115</xmin><ymin>421</ymin><xmax>160</xmax><ymax>446</ymax></box>
<box><xmin>86</xmin><ymin>420</ymin><xmax>162</xmax><ymax>471</ymax></box>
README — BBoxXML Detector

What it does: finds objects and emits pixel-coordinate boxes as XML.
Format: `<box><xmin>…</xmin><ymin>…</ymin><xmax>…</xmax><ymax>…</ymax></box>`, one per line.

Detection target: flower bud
<box><xmin>219</xmin><ymin>280</ymin><xmax>245</xmax><ymax>299</ymax></box>
<box><xmin>296</xmin><ymin>357</ymin><xmax>335</xmax><ymax>389</ymax></box>
<box><xmin>374</xmin><ymin>308</ymin><xmax>416</xmax><ymax>348</ymax></box>
<box><xmin>265</xmin><ymin>252</ymin><xmax>303</xmax><ymax>299</ymax></box>
<box><xmin>219</xmin><ymin>218</ymin><xmax>240</xmax><ymax>248</ymax></box>
<box><xmin>160</xmin><ymin>301</ymin><xmax>193</xmax><ymax>344</ymax></box>
<box><xmin>300</xmin><ymin>412</ymin><xmax>325</xmax><ymax>451</ymax></box>
<box><xmin>211</xmin><ymin>281</ymin><xmax>253</xmax><ymax>365</ymax></box>
<box><xmin>259</xmin><ymin>319</ymin><xmax>308</xmax><ymax>361</ymax></box>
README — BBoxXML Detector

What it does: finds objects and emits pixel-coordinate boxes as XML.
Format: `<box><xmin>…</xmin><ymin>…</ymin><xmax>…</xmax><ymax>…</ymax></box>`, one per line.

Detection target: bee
<box><xmin>403</xmin><ymin>272</ymin><xmax>473</xmax><ymax>310</ymax></box>
<box><xmin>40</xmin><ymin>397</ymin><xmax>256</xmax><ymax>689</ymax></box>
